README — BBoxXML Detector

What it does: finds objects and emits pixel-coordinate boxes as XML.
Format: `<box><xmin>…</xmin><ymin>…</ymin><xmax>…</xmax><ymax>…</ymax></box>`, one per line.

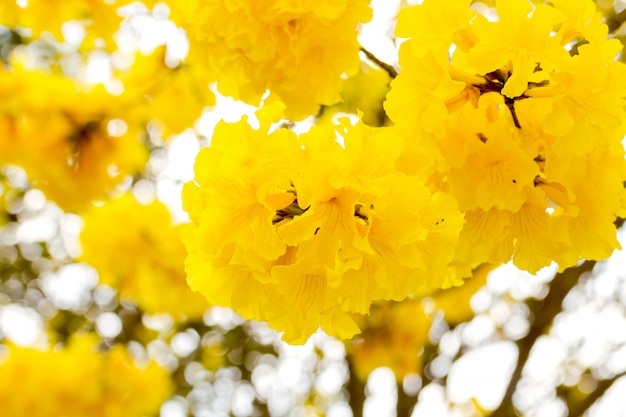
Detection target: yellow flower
<box><xmin>182</xmin><ymin>108</ymin><xmax>464</xmax><ymax>343</ymax></box>
<box><xmin>119</xmin><ymin>47</ymin><xmax>216</xmax><ymax>137</ymax></box>
<box><xmin>0</xmin><ymin>335</ymin><xmax>172</xmax><ymax>417</ymax></box>
<box><xmin>467</xmin><ymin>0</ymin><xmax>571</xmax><ymax>98</ymax></box>
<box><xmin>0</xmin><ymin>69</ymin><xmax>148</xmax><ymax>212</ymax></box>
<box><xmin>171</xmin><ymin>0</ymin><xmax>372</xmax><ymax>119</ymax></box>
<box><xmin>531</xmin><ymin>42</ymin><xmax>626</xmax><ymax>156</ymax></box>
<box><xmin>365</xmin><ymin>175</ymin><xmax>464</xmax><ymax>297</ymax></box>
<box><xmin>80</xmin><ymin>193</ymin><xmax>208</xmax><ymax>319</ymax></box>
<box><xmin>548</xmin><ymin>146</ymin><xmax>626</xmax><ymax>268</ymax></box>
<box><xmin>453</xmin><ymin>208</ymin><xmax>514</xmax><ymax>270</ymax></box>
<box><xmin>270</xmin><ymin>261</ymin><xmax>360</xmax><ymax>343</ymax></box>
<box><xmin>395</xmin><ymin>0</ymin><xmax>475</xmax><ymax>58</ymax></box>
<box><xmin>388</xmin><ymin>0</ymin><xmax>626</xmax><ymax>274</ymax></box>
<box><xmin>384</xmin><ymin>49</ymin><xmax>467</xmax><ymax>136</ymax></box>
<box><xmin>551</xmin><ymin>0</ymin><xmax>608</xmax><ymax>44</ymax></box>
<box><xmin>508</xmin><ymin>187</ymin><xmax>562</xmax><ymax>273</ymax></box>
<box><xmin>446</xmin><ymin>112</ymin><xmax>539</xmax><ymax>212</ymax></box>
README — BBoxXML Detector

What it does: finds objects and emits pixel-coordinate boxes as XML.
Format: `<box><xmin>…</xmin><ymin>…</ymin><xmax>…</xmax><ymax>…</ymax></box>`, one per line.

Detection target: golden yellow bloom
<box><xmin>446</xmin><ymin>110</ymin><xmax>539</xmax><ymax>212</ymax></box>
<box><xmin>171</xmin><ymin>0</ymin><xmax>372</xmax><ymax>119</ymax></box>
<box><xmin>80</xmin><ymin>193</ymin><xmax>208</xmax><ymax>319</ymax></box>
<box><xmin>0</xmin><ymin>69</ymin><xmax>148</xmax><ymax>212</ymax></box>
<box><xmin>182</xmin><ymin>106</ymin><xmax>463</xmax><ymax>343</ymax></box>
<box><xmin>385</xmin><ymin>48</ymin><xmax>466</xmax><ymax>136</ymax></box>
<box><xmin>547</xmin><ymin>146</ymin><xmax>626</xmax><ymax>269</ymax></box>
<box><xmin>119</xmin><ymin>47</ymin><xmax>215</xmax><ymax>137</ymax></box>
<box><xmin>453</xmin><ymin>208</ymin><xmax>514</xmax><ymax>270</ymax></box>
<box><xmin>0</xmin><ymin>335</ymin><xmax>172</xmax><ymax>417</ymax></box>
<box><xmin>0</xmin><ymin>42</ymin><xmax>212</xmax><ymax>212</ymax></box>
<box><xmin>395</xmin><ymin>0</ymin><xmax>475</xmax><ymax>58</ymax></box>
<box><xmin>388</xmin><ymin>0</ymin><xmax>626</xmax><ymax>274</ymax></box>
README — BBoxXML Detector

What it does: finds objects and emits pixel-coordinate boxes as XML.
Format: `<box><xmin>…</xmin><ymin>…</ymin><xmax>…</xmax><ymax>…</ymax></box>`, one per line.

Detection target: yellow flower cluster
<box><xmin>119</xmin><ymin>47</ymin><xmax>215</xmax><ymax>137</ymax></box>
<box><xmin>0</xmin><ymin>68</ymin><xmax>148</xmax><ymax>212</ymax></box>
<box><xmin>0</xmin><ymin>336</ymin><xmax>172</xmax><ymax>417</ymax></box>
<box><xmin>0</xmin><ymin>47</ymin><xmax>213</xmax><ymax>212</ymax></box>
<box><xmin>181</xmin><ymin>103</ymin><xmax>464</xmax><ymax>343</ymax></box>
<box><xmin>181</xmin><ymin>0</ymin><xmax>626</xmax><ymax>343</ymax></box>
<box><xmin>171</xmin><ymin>0</ymin><xmax>372</xmax><ymax>119</ymax></box>
<box><xmin>386</xmin><ymin>0</ymin><xmax>626</xmax><ymax>275</ymax></box>
<box><xmin>80</xmin><ymin>193</ymin><xmax>207</xmax><ymax>319</ymax></box>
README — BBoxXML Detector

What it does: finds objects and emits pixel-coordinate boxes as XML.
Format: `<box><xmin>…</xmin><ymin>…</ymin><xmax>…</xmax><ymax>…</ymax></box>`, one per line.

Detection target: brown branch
<box><xmin>489</xmin><ymin>260</ymin><xmax>596</xmax><ymax>417</ymax></box>
<box><xmin>346</xmin><ymin>356</ymin><xmax>366</xmax><ymax>417</ymax></box>
<box><xmin>360</xmin><ymin>47</ymin><xmax>398</xmax><ymax>79</ymax></box>
<box><xmin>490</xmin><ymin>219</ymin><xmax>625</xmax><ymax>417</ymax></box>
<box><xmin>397</xmin><ymin>383</ymin><xmax>417</xmax><ymax>417</ymax></box>
<box><xmin>607</xmin><ymin>9</ymin><xmax>626</xmax><ymax>34</ymax></box>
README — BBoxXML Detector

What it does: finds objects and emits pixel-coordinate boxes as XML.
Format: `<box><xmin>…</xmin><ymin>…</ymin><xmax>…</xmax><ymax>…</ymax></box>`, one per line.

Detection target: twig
<box><xmin>607</xmin><ymin>9</ymin><xmax>626</xmax><ymax>34</ymax></box>
<box><xmin>360</xmin><ymin>47</ymin><xmax>398</xmax><ymax>79</ymax></box>
<box><xmin>490</xmin><ymin>220</ymin><xmax>625</xmax><ymax>417</ymax></box>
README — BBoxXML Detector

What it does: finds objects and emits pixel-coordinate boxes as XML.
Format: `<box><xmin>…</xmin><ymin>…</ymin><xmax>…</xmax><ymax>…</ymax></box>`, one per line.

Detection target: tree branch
<box><xmin>346</xmin><ymin>356</ymin><xmax>366</xmax><ymax>417</ymax></box>
<box><xmin>489</xmin><ymin>260</ymin><xmax>596</xmax><ymax>417</ymax></box>
<box><xmin>360</xmin><ymin>47</ymin><xmax>398</xmax><ymax>79</ymax></box>
<box><xmin>607</xmin><ymin>9</ymin><xmax>626</xmax><ymax>34</ymax></box>
<box><xmin>397</xmin><ymin>382</ymin><xmax>416</xmax><ymax>417</ymax></box>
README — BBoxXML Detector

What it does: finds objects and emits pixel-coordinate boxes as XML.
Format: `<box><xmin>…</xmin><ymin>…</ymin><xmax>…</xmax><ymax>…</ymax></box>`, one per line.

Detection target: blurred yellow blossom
<box><xmin>80</xmin><ymin>193</ymin><xmax>208</xmax><ymax>319</ymax></box>
<box><xmin>171</xmin><ymin>0</ymin><xmax>372</xmax><ymax>119</ymax></box>
<box><xmin>0</xmin><ymin>335</ymin><xmax>172</xmax><ymax>417</ymax></box>
<box><xmin>119</xmin><ymin>47</ymin><xmax>215</xmax><ymax>137</ymax></box>
<box><xmin>0</xmin><ymin>68</ymin><xmax>148</xmax><ymax>212</ymax></box>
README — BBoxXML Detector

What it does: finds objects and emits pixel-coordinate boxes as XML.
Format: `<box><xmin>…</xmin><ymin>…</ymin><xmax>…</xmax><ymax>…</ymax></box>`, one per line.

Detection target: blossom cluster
<box><xmin>181</xmin><ymin>103</ymin><xmax>463</xmax><ymax>343</ymax></box>
<box><xmin>171</xmin><ymin>0</ymin><xmax>372</xmax><ymax>119</ymax></box>
<box><xmin>386</xmin><ymin>0</ymin><xmax>626</xmax><ymax>275</ymax></box>
<box><xmin>80</xmin><ymin>193</ymin><xmax>207</xmax><ymax>319</ymax></box>
<box><xmin>0</xmin><ymin>68</ymin><xmax>147</xmax><ymax>212</ymax></box>
<box><xmin>0</xmin><ymin>336</ymin><xmax>172</xmax><ymax>417</ymax></box>
<box><xmin>182</xmin><ymin>0</ymin><xmax>626</xmax><ymax>343</ymax></box>
<box><xmin>0</xmin><ymin>49</ymin><xmax>212</xmax><ymax>212</ymax></box>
